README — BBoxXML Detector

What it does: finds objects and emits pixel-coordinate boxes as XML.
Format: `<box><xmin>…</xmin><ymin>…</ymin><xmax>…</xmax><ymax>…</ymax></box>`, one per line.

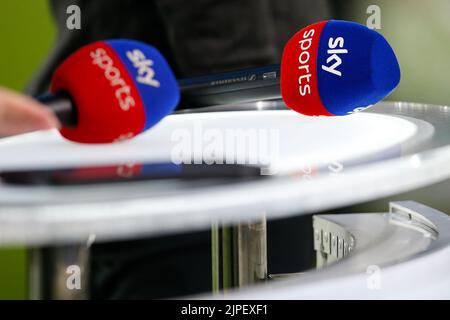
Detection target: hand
<box><xmin>0</xmin><ymin>87</ymin><xmax>60</xmax><ymax>137</ymax></box>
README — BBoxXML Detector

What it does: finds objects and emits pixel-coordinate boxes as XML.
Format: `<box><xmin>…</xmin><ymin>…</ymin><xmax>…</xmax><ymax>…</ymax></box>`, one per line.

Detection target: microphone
<box><xmin>179</xmin><ymin>20</ymin><xmax>401</xmax><ymax>116</ymax></box>
<box><xmin>39</xmin><ymin>20</ymin><xmax>399</xmax><ymax>143</ymax></box>
<box><xmin>37</xmin><ymin>40</ymin><xmax>179</xmax><ymax>143</ymax></box>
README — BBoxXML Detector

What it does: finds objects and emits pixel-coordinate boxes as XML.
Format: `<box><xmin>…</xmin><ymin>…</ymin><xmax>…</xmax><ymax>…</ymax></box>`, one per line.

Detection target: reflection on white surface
<box><xmin>0</xmin><ymin>110</ymin><xmax>417</xmax><ymax>174</ymax></box>
<box><xmin>410</xmin><ymin>154</ymin><xmax>422</xmax><ymax>168</ymax></box>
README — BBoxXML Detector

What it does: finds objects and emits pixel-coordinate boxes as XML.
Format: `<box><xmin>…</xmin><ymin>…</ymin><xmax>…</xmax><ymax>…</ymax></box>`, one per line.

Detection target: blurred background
<box><xmin>0</xmin><ymin>0</ymin><xmax>449</xmax><ymax>299</ymax></box>
<box><xmin>0</xmin><ymin>0</ymin><xmax>54</xmax><ymax>299</ymax></box>
<box><xmin>335</xmin><ymin>0</ymin><xmax>450</xmax><ymax>107</ymax></box>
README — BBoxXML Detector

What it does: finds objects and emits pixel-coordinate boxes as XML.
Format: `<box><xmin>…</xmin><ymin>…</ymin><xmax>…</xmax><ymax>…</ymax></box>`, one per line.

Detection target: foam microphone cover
<box><xmin>281</xmin><ymin>20</ymin><xmax>400</xmax><ymax>116</ymax></box>
<box><xmin>51</xmin><ymin>40</ymin><xmax>179</xmax><ymax>143</ymax></box>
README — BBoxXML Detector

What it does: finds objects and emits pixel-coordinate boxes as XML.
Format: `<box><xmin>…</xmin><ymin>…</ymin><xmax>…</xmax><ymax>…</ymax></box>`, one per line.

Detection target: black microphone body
<box><xmin>37</xmin><ymin>92</ymin><xmax>78</xmax><ymax>127</ymax></box>
<box><xmin>37</xmin><ymin>64</ymin><xmax>281</xmax><ymax>126</ymax></box>
<box><xmin>178</xmin><ymin>64</ymin><xmax>281</xmax><ymax>109</ymax></box>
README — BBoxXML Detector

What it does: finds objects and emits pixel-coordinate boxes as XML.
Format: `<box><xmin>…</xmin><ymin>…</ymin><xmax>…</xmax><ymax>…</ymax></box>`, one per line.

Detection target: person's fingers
<box><xmin>0</xmin><ymin>88</ymin><xmax>61</xmax><ymax>137</ymax></box>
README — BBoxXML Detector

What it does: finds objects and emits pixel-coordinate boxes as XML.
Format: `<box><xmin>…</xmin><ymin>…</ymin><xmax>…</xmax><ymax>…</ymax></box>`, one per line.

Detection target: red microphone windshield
<box><xmin>51</xmin><ymin>40</ymin><xmax>179</xmax><ymax>143</ymax></box>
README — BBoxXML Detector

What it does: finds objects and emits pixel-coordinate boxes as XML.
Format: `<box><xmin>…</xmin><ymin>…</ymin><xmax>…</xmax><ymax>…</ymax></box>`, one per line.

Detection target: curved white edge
<box><xmin>0</xmin><ymin>101</ymin><xmax>450</xmax><ymax>246</ymax></box>
<box><xmin>193</xmin><ymin>202</ymin><xmax>450</xmax><ymax>299</ymax></box>
<box><xmin>0</xmin><ymin>144</ymin><xmax>450</xmax><ymax>246</ymax></box>
<box><xmin>199</xmin><ymin>247</ymin><xmax>450</xmax><ymax>299</ymax></box>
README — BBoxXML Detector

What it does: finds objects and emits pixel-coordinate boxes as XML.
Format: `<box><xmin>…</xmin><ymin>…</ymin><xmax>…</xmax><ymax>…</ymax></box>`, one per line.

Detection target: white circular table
<box><xmin>0</xmin><ymin>100</ymin><xmax>449</xmax><ymax>298</ymax></box>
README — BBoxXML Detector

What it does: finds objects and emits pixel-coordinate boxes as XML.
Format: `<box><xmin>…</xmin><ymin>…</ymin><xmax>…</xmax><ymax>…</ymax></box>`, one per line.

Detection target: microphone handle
<box><xmin>36</xmin><ymin>92</ymin><xmax>77</xmax><ymax>127</ymax></box>
<box><xmin>37</xmin><ymin>64</ymin><xmax>281</xmax><ymax>126</ymax></box>
<box><xmin>178</xmin><ymin>64</ymin><xmax>281</xmax><ymax>109</ymax></box>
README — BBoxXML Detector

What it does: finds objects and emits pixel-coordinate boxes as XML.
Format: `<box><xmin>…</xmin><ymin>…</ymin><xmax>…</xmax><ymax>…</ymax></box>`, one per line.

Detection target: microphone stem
<box><xmin>36</xmin><ymin>92</ymin><xmax>77</xmax><ymax>127</ymax></box>
<box><xmin>178</xmin><ymin>64</ymin><xmax>281</xmax><ymax>109</ymax></box>
<box><xmin>37</xmin><ymin>63</ymin><xmax>281</xmax><ymax>125</ymax></box>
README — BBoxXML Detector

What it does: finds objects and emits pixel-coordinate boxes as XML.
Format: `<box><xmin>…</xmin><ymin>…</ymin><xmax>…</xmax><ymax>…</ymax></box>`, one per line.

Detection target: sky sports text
<box><xmin>297</xmin><ymin>28</ymin><xmax>347</xmax><ymax>99</ymax></box>
<box><xmin>90</xmin><ymin>47</ymin><xmax>160</xmax><ymax>111</ymax></box>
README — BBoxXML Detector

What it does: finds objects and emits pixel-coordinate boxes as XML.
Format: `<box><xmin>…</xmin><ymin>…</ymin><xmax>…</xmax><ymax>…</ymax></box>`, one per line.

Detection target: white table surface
<box><xmin>0</xmin><ymin>101</ymin><xmax>449</xmax><ymax>246</ymax></box>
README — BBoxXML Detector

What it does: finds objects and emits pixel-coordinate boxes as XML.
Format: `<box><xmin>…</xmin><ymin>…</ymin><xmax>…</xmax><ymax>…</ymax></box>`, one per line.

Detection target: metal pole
<box><xmin>28</xmin><ymin>244</ymin><xmax>90</xmax><ymax>300</ymax></box>
<box><xmin>235</xmin><ymin>219</ymin><xmax>267</xmax><ymax>287</ymax></box>
<box><xmin>211</xmin><ymin>216</ymin><xmax>267</xmax><ymax>292</ymax></box>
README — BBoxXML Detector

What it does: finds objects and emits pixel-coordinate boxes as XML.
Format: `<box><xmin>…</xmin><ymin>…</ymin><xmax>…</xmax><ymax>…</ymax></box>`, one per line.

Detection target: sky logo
<box><xmin>126</xmin><ymin>49</ymin><xmax>160</xmax><ymax>88</ymax></box>
<box><xmin>321</xmin><ymin>37</ymin><xmax>348</xmax><ymax>77</ymax></box>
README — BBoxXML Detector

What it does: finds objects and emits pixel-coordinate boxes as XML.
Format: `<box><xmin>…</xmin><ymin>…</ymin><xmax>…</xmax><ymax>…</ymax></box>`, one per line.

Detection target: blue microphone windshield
<box><xmin>106</xmin><ymin>39</ymin><xmax>180</xmax><ymax>130</ymax></box>
<box><xmin>317</xmin><ymin>20</ymin><xmax>401</xmax><ymax>115</ymax></box>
